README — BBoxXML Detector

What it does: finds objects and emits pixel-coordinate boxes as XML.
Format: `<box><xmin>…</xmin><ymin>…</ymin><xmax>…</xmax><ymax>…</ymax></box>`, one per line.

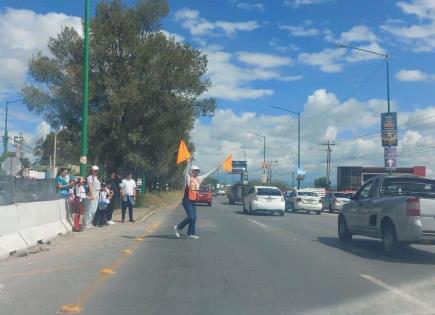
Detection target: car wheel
<box><xmin>338</xmin><ymin>215</ymin><xmax>352</xmax><ymax>242</ymax></box>
<box><xmin>329</xmin><ymin>204</ymin><xmax>334</xmax><ymax>213</ymax></box>
<box><xmin>279</xmin><ymin>211</ymin><xmax>284</xmax><ymax>216</ymax></box>
<box><xmin>316</xmin><ymin>211</ymin><xmax>321</xmax><ymax>215</ymax></box>
<box><xmin>208</xmin><ymin>202</ymin><xmax>212</xmax><ymax>207</ymax></box>
<box><xmin>382</xmin><ymin>222</ymin><xmax>398</xmax><ymax>256</ymax></box>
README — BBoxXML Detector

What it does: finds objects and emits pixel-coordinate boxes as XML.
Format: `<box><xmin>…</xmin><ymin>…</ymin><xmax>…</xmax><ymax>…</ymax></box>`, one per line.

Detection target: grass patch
<box><xmin>135</xmin><ymin>191</ymin><xmax>182</xmax><ymax>209</ymax></box>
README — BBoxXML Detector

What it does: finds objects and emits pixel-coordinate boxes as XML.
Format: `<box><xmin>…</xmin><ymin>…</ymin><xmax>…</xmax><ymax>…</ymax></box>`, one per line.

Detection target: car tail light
<box><xmin>296</xmin><ymin>198</ymin><xmax>302</xmax><ymax>203</ymax></box>
<box><xmin>406</xmin><ymin>197</ymin><xmax>420</xmax><ymax>216</ymax></box>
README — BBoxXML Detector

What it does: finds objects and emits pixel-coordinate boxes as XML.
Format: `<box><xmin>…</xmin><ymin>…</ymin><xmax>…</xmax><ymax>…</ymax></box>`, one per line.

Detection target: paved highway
<box><xmin>1</xmin><ymin>196</ymin><xmax>435</xmax><ymax>314</ymax></box>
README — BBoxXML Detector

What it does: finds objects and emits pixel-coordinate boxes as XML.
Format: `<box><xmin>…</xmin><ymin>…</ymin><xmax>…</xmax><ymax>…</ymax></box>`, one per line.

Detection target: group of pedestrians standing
<box><xmin>55</xmin><ymin>166</ymin><xmax>137</xmax><ymax>232</ymax></box>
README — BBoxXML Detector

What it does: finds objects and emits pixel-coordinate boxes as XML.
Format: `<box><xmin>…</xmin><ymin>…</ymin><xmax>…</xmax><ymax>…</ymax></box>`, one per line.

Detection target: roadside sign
<box><xmin>384</xmin><ymin>147</ymin><xmax>397</xmax><ymax>170</ymax></box>
<box><xmin>231</xmin><ymin>160</ymin><xmax>247</xmax><ymax>174</ymax></box>
<box><xmin>381</xmin><ymin>112</ymin><xmax>398</xmax><ymax>147</ymax></box>
<box><xmin>296</xmin><ymin>168</ymin><xmax>305</xmax><ymax>181</ymax></box>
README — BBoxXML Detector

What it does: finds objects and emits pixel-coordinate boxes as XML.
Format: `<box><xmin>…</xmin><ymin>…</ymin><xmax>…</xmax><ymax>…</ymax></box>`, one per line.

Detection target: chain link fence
<box><xmin>0</xmin><ymin>176</ymin><xmax>58</xmax><ymax>205</ymax></box>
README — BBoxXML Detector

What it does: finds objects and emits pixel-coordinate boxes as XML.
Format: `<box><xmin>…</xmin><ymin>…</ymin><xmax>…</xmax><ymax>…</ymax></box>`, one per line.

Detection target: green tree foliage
<box><xmin>23</xmin><ymin>0</ymin><xmax>215</xmax><ymax>186</ymax></box>
<box><xmin>34</xmin><ymin>130</ymin><xmax>80</xmax><ymax>166</ymax></box>
<box><xmin>314</xmin><ymin>176</ymin><xmax>328</xmax><ymax>188</ymax></box>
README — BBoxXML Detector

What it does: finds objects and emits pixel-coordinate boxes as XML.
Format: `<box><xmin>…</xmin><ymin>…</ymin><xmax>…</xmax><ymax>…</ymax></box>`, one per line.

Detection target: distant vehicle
<box><xmin>197</xmin><ymin>185</ymin><xmax>213</xmax><ymax>206</ymax></box>
<box><xmin>243</xmin><ymin>186</ymin><xmax>285</xmax><ymax>216</ymax></box>
<box><xmin>228</xmin><ymin>184</ymin><xmax>250</xmax><ymax>205</ymax></box>
<box><xmin>214</xmin><ymin>187</ymin><xmax>226</xmax><ymax>196</ymax></box>
<box><xmin>339</xmin><ymin>175</ymin><xmax>435</xmax><ymax>255</ymax></box>
<box><xmin>322</xmin><ymin>192</ymin><xmax>351</xmax><ymax>213</ymax></box>
<box><xmin>285</xmin><ymin>190</ymin><xmax>322</xmax><ymax>215</ymax></box>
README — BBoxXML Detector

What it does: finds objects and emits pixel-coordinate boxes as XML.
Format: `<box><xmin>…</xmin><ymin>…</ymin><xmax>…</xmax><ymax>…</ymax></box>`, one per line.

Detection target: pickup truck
<box><xmin>338</xmin><ymin>175</ymin><xmax>435</xmax><ymax>255</ymax></box>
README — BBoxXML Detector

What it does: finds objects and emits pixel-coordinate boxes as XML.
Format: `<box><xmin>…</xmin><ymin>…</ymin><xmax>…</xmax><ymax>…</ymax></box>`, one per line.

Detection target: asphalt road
<box><xmin>2</xmin><ymin>196</ymin><xmax>435</xmax><ymax>315</ymax></box>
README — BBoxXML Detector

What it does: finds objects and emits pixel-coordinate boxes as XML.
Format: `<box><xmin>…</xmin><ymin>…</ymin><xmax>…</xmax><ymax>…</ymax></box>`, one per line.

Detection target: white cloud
<box><xmin>283</xmin><ymin>0</ymin><xmax>330</xmax><ymax>7</ymax></box>
<box><xmin>203</xmin><ymin>47</ymin><xmax>302</xmax><ymax>100</ymax></box>
<box><xmin>382</xmin><ymin>0</ymin><xmax>435</xmax><ymax>51</ymax></box>
<box><xmin>237</xmin><ymin>52</ymin><xmax>294</xmax><ymax>68</ymax></box>
<box><xmin>298</xmin><ymin>48</ymin><xmax>345</xmax><ymax>73</ymax></box>
<box><xmin>236</xmin><ymin>2</ymin><xmax>265</xmax><ymax>11</ymax></box>
<box><xmin>279</xmin><ymin>25</ymin><xmax>320</xmax><ymax>37</ymax></box>
<box><xmin>344</xmin><ymin>42</ymin><xmax>386</xmax><ymax>63</ymax></box>
<box><xmin>0</xmin><ymin>8</ymin><xmax>81</xmax><ymax>96</ymax></box>
<box><xmin>339</xmin><ymin>25</ymin><xmax>378</xmax><ymax>43</ymax></box>
<box><xmin>35</xmin><ymin>121</ymin><xmax>51</xmax><ymax>141</ymax></box>
<box><xmin>174</xmin><ymin>8</ymin><xmax>259</xmax><ymax>38</ymax></box>
<box><xmin>160</xmin><ymin>30</ymin><xmax>184</xmax><ymax>43</ymax></box>
<box><xmin>396</xmin><ymin>69</ymin><xmax>431</xmax><ymax>81</ymax></box>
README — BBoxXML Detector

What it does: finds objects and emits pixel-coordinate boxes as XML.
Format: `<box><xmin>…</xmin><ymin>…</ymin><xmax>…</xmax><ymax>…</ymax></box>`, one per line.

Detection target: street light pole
<box><xmin>270</xmin><ymin>106</ymin><xmax>301</xmax><ymax>189</ymax></box>
<box><xmin>3</xmin><ymin>99</ymin><xmax>22</xmax><ymax>160</ymax></box>
<box><xmin>80</xmin><ymin>0</ymin><xmax>91</xmax><ymax>177</ymax></box>
<box><xmin>337</xmin><ymin>44</ymin><xmax>390</xmax><ymax>113</ymax></box>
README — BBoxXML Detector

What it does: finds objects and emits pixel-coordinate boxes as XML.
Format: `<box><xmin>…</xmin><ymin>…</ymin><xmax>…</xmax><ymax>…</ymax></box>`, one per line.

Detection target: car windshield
<box><xmin>298</xmin><ymin>192</ymin><xmax>317</xmax><ymax>197</ymax></box>
<box><xmin>257</xmin><ymin>188</ymin><xmax>281</xmax><ymax>196</ymax></box>
<box><xmin>381</xmin><ymin>178</ymin><xmax>435</xmax><ymax>198</ymax></box>
<box><xmin>334</xmin><ymin>193</ymin><xmax>349</xmax><ymax>198</ymax></box>
<box><xmin>199</xmin><ymin>186</ymin><xmax>210</xmax><ymax>192</ymax></box>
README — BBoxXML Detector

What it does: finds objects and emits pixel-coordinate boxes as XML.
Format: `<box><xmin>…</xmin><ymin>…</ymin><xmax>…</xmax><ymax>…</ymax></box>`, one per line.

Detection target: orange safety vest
<box><xmin>186</xmin><ymin>176</ymin><xmax>200</xmax><ymax>201</ymax></box>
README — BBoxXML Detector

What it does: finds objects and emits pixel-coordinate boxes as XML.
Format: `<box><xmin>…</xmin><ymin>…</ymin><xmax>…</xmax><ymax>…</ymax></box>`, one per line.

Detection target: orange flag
<box><xmin>222</xmin><ymin>154</ymin><xmax>233</xmax><ymax>172</ymax></box>
<box><xmin>176</xmin><ymin>140</ymin><xmax>191</xmax><ymax>164</ymax></box>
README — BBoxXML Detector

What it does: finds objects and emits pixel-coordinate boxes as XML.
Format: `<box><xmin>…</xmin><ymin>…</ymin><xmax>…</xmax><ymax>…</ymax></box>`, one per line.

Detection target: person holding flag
<box><xmin>174</xmin><ymin>140</ymin><xmax>221</xmax><ymax>239</ymax></box>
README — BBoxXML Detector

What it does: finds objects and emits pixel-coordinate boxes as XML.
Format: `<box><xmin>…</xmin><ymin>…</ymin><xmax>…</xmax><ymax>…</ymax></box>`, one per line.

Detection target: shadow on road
<box><xmin>234</xmin><ymin>210</ymin><xmax>283</xmax><ymax>217</ymax></box>
<box><xmin>144</xmin><ymin>234</ymin><xmax>181</xmax><ymax>240</ymax></box>
<box><xmin>285</xmin><ymin>210</ymin><xmax>320</xmax><ymax>216</ymax></box>
<box><xmin>318</xmin><ymin>236</ymin><xmax>435</xmax><ymax>265</ymax></box>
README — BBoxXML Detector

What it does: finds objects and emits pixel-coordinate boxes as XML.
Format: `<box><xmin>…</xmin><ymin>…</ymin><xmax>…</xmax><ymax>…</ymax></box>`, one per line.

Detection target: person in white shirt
<box><xmin>84</xmin><ymin>165</ymin><xmax>101</xmax><ymax>228</ymax></box>
<box><xmin>121</xmin><ymin>172</ymin><xmax>136</xmax><ymax>223</ymax></box>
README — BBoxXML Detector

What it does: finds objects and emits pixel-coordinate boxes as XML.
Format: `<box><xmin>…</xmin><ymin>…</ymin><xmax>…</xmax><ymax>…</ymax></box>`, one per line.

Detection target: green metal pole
<box><xmin>297</xmin><ymin>113</ymin><xmax>301</xmax><ymax>190</ymax></box>
<box><xmin>3</xmin><ymin>102</ymin><xmax>8</xmax><ymax>159</ymax></box>
<box><xmin>386</xmin><ymin>54</ymin><xmax>391</xmax><ymax>114</ymax></box>
<box><xmin>80</xmin><ymin>0</ymin><xmax>90</xmax><ymax>177</ymax></box>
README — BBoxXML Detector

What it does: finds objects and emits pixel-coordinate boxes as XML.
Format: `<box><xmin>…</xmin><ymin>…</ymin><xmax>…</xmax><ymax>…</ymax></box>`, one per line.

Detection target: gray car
<box><xmin>338</xmin><ymin>175</ymin><xmax>435</xmax><ymax>255</ymax></box>
<box><xmin>322</xmin><ymin>192</ymin><xmax>351</xmax><ymax>213</ymax></box>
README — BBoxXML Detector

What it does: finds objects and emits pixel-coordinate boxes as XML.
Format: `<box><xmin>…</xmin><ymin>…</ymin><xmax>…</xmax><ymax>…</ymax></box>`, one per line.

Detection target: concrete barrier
<box><xmin>0</xmin><ymin>204</ymin><xmax>27</xmax><ymax>259</ymax></box>
<box><xmin>17</xmin><ymin>200</ymin><xmax>69</xmax><ymax>247</ymax></box>
<box><xmin>58</xmin><ymin>198</ymin><xmax>73</xmax><ymax>232</ymax></box>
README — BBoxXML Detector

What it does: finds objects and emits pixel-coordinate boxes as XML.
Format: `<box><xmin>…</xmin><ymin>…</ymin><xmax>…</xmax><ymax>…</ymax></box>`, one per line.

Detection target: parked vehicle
<box><xmin>322</xmin><ymin>192</ymin><xmax>351</xmax><ymax>213</ymax></box>
<box><xmin>285</xmin><ymin>190</ymin><xmax>322</xmax><ymax>215</ymax></box>
<box><xmin>197</xmin><ymin>185</ymin><xmax>213</xmax><ymax>206</ymax></box>
<box><xmin>338</xmin><ymin>175</ymin><xmax>435</xmax><ymax>255</ymax></box>
<box><xmin>243</xmin><ymin>186</ymin><xmax>285</xmax><ymax>216</ymax></box>
<box><xmin>228</xmin><ymin>184</ymin><xmax>250</xmax><ymax>205</ymax></box>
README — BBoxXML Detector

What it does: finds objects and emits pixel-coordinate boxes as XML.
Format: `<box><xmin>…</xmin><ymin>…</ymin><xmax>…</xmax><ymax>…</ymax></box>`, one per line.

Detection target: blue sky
<box><xmin>1</xmin><ymin>0</ymin><xmax>435</xmax><ymax>185</ymax></box>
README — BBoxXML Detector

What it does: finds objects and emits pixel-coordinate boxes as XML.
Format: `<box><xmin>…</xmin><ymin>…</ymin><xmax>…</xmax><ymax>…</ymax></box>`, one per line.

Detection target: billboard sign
<box><xmin>381</xmin><ymin>112</ymin><xmax>398</xmax><ymax>147</ymax></box>
<box><xmin>384</xmin><ymin>147</ymin><xmax>397</xmax><ymax>170</ymax></box>
<box><xmin>296</xmin><ymin>168</ymin><xmax>306</xmax><ymax>181</ymax></box>
<box><xmin>231</xmin><ymin>160</ymin><xmax>247</xmax><ymax>174</ymax></box>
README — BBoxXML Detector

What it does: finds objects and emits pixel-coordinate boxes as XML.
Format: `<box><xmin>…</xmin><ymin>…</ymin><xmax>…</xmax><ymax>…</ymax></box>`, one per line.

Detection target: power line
<box><xmin>301</xmin><ymin>59</ymin><xmax>386</xmax><ymax>120</ymax></box>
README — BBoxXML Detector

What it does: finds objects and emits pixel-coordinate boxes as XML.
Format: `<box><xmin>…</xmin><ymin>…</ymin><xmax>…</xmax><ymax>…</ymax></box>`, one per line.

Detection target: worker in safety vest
<box><xmin>174</xmin><ymin>159</ymin><xmax>219</xmax><ymax>239</ymax></box>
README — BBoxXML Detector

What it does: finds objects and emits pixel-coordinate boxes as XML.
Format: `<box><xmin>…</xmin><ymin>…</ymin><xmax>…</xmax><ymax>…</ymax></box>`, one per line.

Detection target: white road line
<box><xmin>247</xmin><ymin>218</ymin><xmax>268</xmax><ymax>228</ymax></box>
<box><xmin>360</xmin><ymin>274</ymin><xmax>435</xmax><ymax>314</ymax></box>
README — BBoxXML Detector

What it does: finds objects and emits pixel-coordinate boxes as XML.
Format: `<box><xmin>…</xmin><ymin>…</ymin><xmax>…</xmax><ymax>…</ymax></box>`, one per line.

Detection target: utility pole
<box><xmin>267</xmin><ymin>160</ymin><xmax>278</xmax><ymax>185</ymax></box>
<box><xmin>322</xmin><ymin>141</ymin><xmax>335</xmax><ymax>191</ymax></box>
<box><xmin>3</xmin><ymin>99</ymin><xmax>22</xmax><ymax>160</ymax></box>
<box><xmin>80</xmin><ymin>0</ymin><xmax>91</xmax><ymax>177</ymax></box>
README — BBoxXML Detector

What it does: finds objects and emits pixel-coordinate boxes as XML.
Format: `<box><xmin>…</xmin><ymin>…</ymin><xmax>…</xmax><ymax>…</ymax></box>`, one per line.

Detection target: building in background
<box><xmin>337</xmin><ymin>166</ymin><xmax>426</xmax><ymax>192</ymax></box>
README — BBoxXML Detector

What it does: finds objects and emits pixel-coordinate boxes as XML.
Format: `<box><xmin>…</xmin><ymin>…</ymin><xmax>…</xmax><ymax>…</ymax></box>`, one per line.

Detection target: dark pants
<box><xmin>93</xmin><ymin>206</ymin><xmax>107</xmax><ymax>226</ymax></box>
<box><xmin>122</xmin><ymin>196</ymin><xmax>134</xmax><ymax>222</ymax></box>
<box><xmin>177</xmin><ymin>198</ymin><xmax>197</xmax><ymax>236</ymax></box>
<box><xmin>106</xmin><ymin>194</ymin><xmax>119</xmax><ymax>221</ymax></box>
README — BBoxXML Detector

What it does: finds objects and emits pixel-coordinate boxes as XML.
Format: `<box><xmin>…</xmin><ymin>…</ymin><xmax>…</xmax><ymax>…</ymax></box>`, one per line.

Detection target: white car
<box><xmin>285</xmin><ymin>191</ymin><xmax>322</xmax><ymax>215</ymax></box>
<box><xmin>243</xmin><ymin>186</ymin><xmax>285</xmax><ymax>216</ymax></box>
<box><xmin>322</xmin><ymin>192</ymin><xmax>351</xmax><ymax>213</ymax></box>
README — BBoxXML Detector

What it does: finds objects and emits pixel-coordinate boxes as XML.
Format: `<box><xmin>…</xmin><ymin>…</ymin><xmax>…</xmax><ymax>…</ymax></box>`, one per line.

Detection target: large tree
<box><xmin>24</xmin><ymin>0</ymin><xmax>215</xmax><ymax>185</ymax></box>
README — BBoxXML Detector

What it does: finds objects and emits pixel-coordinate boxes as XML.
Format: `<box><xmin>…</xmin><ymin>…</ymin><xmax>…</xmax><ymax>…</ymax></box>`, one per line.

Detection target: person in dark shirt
<box><xmin>106</xmin><ymin>171</ymin><xmax>122</xmax><ymax>224</ymax></box>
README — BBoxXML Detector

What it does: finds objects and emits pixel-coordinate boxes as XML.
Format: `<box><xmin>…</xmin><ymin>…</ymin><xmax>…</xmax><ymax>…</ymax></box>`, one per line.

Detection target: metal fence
<box><xmin>0</xmin><ymin>176</ymin><xmax>58</xmax><ymax>205</ymax></box>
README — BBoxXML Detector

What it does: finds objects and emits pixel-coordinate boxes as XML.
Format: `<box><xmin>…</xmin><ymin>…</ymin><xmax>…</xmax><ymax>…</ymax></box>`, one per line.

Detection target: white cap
<box><xmin>91</xmin><ymin>165</ymin><xmax>99</xmax><ymax>171</ymax></box>
<box><xmin>191</xmin><ymin>165</ymin><xmax>200</xmax><ymax>172</ymax></box>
